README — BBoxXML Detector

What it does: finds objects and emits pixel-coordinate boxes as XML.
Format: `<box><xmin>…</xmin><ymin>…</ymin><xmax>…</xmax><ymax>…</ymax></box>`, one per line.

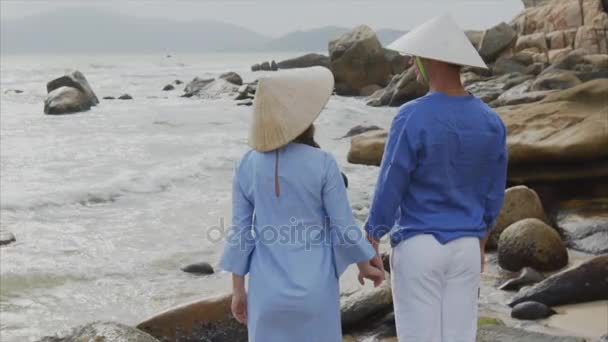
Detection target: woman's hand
<box><xmin>357</xmin><ymin>262</ymin><xmax>385</xmax><ymax>287</ymax></box>
<box><xmin>231</xmin><ymin>287</ymin><xmax>247</xmax><ymax>324</ymax></box>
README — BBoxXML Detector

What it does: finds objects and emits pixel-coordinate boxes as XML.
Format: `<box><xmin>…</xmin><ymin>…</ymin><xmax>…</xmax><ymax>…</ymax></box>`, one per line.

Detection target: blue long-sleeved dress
<box><xmin>220</xmin><ymin>143</ymin><xmax>375</xmax><ymax>341</ymax></box>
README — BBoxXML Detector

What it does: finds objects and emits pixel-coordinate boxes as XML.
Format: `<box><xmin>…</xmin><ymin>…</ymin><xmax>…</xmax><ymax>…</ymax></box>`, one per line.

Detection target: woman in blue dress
<box><xmin>220</xmin><ymin>66</ymin><xmax>384</xmax><ymax>341</ymax></box>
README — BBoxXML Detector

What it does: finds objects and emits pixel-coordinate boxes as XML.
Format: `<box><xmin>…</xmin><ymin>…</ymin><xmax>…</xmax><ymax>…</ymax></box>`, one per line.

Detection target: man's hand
<box><xmin>480</xmin><ymin>234</ymin><xmax>489</xmax><ymax>273</ymax></box>
<box><xmin>366</xmin><ymin>233</ymin><xmax>384</xmax><ymax>272</ymax></box>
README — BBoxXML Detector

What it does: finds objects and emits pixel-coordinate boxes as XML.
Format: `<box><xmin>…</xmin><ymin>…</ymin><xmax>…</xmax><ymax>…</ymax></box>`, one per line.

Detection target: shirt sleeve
<box><xmin>323</xmin><ymin>153</ymin><xmax>375</xmax><ymax>277</ymax></box>
<box><xmin>219</xmin><ymin>161</ymin><xmax>256</xmax><ymax>276</ymax></box>
<box><xmin>483</xmin><ymin>121</ymin><xmax>508</xmax><ymax>231</ymax></box>
<box><xmin>365</xmin><ymin>110</ymin><xmax>419</xmax><ymax>240</ymax></box>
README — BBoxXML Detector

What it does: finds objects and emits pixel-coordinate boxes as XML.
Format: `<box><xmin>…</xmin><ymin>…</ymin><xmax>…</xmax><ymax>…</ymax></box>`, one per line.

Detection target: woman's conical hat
<box><xmin>388</xmin><ymin>14</ymin><xmax>488</xmax><ymax>69</ymax></box>
<box><xmin>248</xmin><ymin>66</ymin><xmax>334</xmax><ymax>152</ymax></box>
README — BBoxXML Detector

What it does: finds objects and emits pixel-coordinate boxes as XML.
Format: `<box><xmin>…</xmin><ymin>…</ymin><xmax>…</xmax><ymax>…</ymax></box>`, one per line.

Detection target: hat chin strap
<box><xmin>416</xmin><ymin>57</ymin><xmax>429</xmax><ymax>84</ymax></box>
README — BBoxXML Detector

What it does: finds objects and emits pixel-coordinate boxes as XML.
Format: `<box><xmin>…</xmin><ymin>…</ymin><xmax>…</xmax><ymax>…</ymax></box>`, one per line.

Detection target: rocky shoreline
<box><xmin>21</xmin><ymin>0</ymin><xmax>608</xmax><ymax>340</ymax></box>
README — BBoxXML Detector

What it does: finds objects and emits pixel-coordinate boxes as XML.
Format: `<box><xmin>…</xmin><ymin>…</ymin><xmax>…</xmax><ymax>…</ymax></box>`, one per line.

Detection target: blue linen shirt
<box><xmin>365</xmin><ymin>90</ymin><xmax>508</xmax><ymax>247</ymax></box>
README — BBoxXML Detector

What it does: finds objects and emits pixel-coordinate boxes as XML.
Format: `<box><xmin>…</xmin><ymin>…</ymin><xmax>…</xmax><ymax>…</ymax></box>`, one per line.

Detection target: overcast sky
<box><xmin>0</xmin><ymin>0</ymin><xmax>524</xmax><ymax>37</ymax></box>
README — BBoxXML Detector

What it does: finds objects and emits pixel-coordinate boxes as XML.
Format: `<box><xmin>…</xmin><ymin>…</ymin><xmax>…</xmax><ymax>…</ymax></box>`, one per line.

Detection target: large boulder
<box><xmin>46</xmin><ymin>70</ymin><xmax>99</xmax><ymax>106</ymax></box>
<box><xmin>136</xmin><ymin>294</ymin><xmax>247</xmax><ymax>341</ymax></box>
<box><xmin>44</xmin><ymin>86</ymin><xmax>93</xmax><ymax>115</ymax></box>
<box><xmin>514</xmin><ymin>33</ymin><xmax>548</xmax><ymax>53</ymax></box>
<box><xmin>219</xmin><ymin>72</ymin><xmax>243</xmax><ymax>86</ymax></box>
<box><xmin>491</xmin><ymin>80</ymin><xmax>555</xmax><ymax>107</ymax></box>
<box><xmin>556</xmin><ymin>198</ymin><xmax>608</xmax><ymax>255</ymax></box>
<box><xmin>347</xmin><ymin>129</ymin><xmax>387</xmax><ymax>166</ymax></box>
<box><xmin>0</xmin><ymin>230</ymin><xmax>16</xmax><ymax>246</ymax></box>
<box><xmin>509</xmin><ymin>255</ymin><xmax>608</xmax><ymax>307</ymax></box>
<box><xmin>511</xmin><ymin>0</ymin><xmax>583</xmax><ymax>35</ymax></box>
<box><xmin>478</xmin><ymin>22</ymin><xmax>518</xmax><ymax>62</ymax></box>
<box><xmin>498</xmin><ymin>79</ymin><xmax>608</xmax><ymax>183</ymax></box>
<box><xmin>183</xmin><ymin>77</ymin><xmax>214</xmax><ymax>95</ymax></box>
<box><xmin>487</xmin><ymin>186</ymin><xmax>549</xmax><ymax>250</ymax></box>
<box><xmin>276</xmin><ymin>53</ymin><xmax>331</xmax><ymax>69</ymax></box>
<box><xmin>530</xmin><ymin>70</ymin><xmax>582</xmax><ymax>91</ymax></box>
<box><xmin>465</xmin><ymin>73</ymin><xmax>533</xmax><ymax>103</ymax></box>
<box><xmin>183</xmin><ymin>78</ymin><xmax>239</xmax><ymax>99</ymax></box>
<box><xmin>366</xmin><ymin>67</ymin><xmax>428</xmax><ymax>107</ymax></box>
<box><xmin>37</xmin><ymin>322</ymin><xmax>159</xmax><ymax>342</ymax></box>
<box><xmin>384</xmin><ymin>49</ymin><xmax>410</xmax><ymax>75</ymax></box>
<box><xmin>340</xmin><ymin>279</ymin><xmax>392</xmax><ymax>328</ymax></box>
<box><xmin>329</xmin><ymin>25</ymin><xmax>393</xmax><ymax>95</ymax></box>
<box><xmin>497</xmin><ymin>218</ymin><xmax>568</xmax><ymax>272</ymax></box>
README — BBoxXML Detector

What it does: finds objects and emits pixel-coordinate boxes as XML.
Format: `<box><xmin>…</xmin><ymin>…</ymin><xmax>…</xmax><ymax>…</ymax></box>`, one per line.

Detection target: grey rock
<box><xmin>183</xmin><ymin>77</ymin><xmax>214</xmax><ymax>96</ymax></box>
<box><xmin>384</xmin><ymin>49</ymin><xmax>410</xmax><ymax>75</ymax></box>
<box><xmin>219</xmin><ymin>72</ymin><xmax>243</xmax><ymax>86</ymax></box>
<box><xmin>181</xmin><ymin>262</ymin><xmax>214</xmax><ymax>275</ymax></box>
<box><xmin>0</xmin><ymin>230</ymin><xmax>16</xmax><ymax>246</ymax></box>
<box><xmin>237</xmin><ymin>100</ymin><xmax>253</xmax><ymax>106</ymax></box>
<box><xmin>277</xmin><ymin>53</ymin><xmax>331</xmax><ymax>69</ymax></box>
<box><xmin>466</xmin><ymin>73</ymin><xmax>533</xmax><ymax>103</ymax></box>
<box><xmin>260</xmin><ymin>61</ymin><xmax>271</xmax><ymax>71</ymax></box>
<box><xmin>102</xmin><ymin>96</ymin><xmax>115</xmax><ymax>100</ymax></box>
<box><xmin>251</xmin><ymin>63</ymin><xmax>261</xmax><ymax>72</ymax></box>
<box><xmin>557</xmin><ymin>201</ymin><xmax>608</xmax><ymax>255</ymax></box>
<box><xmin>525</xmin><ymin>62</ymin><xmax>545</xmax><ymax>75</ymax></box>
<box><xmin>329</xmin><ymin>25</ymin><xmax>393</xmax><ymax>95</ymax></box>
<box><xmin>493</xmin><ymin>56</ymin><xmax>529</xmax><ymax>75</ymax></box>
<box><xmin>270</xmin><ymin>60</ymin><xmax>278</xmax><ymax>71</ymax></box>
<box><xmin>499</xmin><ymin>267</ymin><xmax>545</xmax><ymax>291</ymax></box>
<box><xmin>366</xmin><ymin>67</ymin><xmax>427</xmax><ymax>107</ymax></box>
<box><xmin>530</xmin><ymin>70</ymin><xmax>582</xmax><ymax>91</ymax></box>
<box><xmin>44</xmin><ymin>86</ymin><xmax>92</xmax><ymax>115</ymax></box>
<box><xmin>174</xmin><ymin>79</ymin><xmax>183</xmax><ymax>85</ymax></box>
<box><xmin>118</xmin><ymin>94</ymin><xmax>133</xmax><ymax>100</ymax></box>
<box><xmin>498</xmin><ymin>218</ymin><xmax>568</xmax><ymax>272</ymax></box>
<box><xmin>341</xmin><ymin>125</ymin><xmax>383</xmax><ymax>139</ymax></box>
<box><xmin>36</xmin><ymin>321</ymin><xmax>160</xmax><ymax>342</ymax></box>
<box><xmin>341</xmin><ymin>279</ymin><xmax>392</xmax><ymax>328</ymax></box>
<box><xmin>4</xmin><ymin>89</ymin><xmax>24</xmax><ymax>94</ymax></box>
<box><xmin>162</xmin><ymin>84</ymin><xmax>175</xmax><ymax>91</ymax></box>
<box><xmin>184</xmin><ymin>78</ymin><xmax>239</xmax><ymax>99</ymax></box>
<box><xmin>510</xmin><ymin>255</ymin><xmax>608</xmax><ymax>307</ymax></box>
<box><xmin>511</xmin><ymin>301</ymin><xmax>556</xmax><ymax>320</ymax></box>
<box><xmin>478</xmin><ymin>22</ymin><xmax>518</xmax><ymax>62</ymax></box>
<box><xmin>46</xmin><ymin>70</ymin><xmax>99</xmax><ymax>106</ymax></box>
<box><xmin>476</xmin><ymin>325</ymin><xmax>585</xmax><ymax>342</ymax></box>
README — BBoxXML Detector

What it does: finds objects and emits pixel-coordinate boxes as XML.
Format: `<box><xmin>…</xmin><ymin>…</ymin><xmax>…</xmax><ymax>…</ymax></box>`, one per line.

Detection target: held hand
<box><xmin>479</xmin><ymin>236</ymin><xmax>487</xmax><ymax>273</ymax></box>
<box><xmin>357</xmin><ymin>262</ymin><xmax>385</xmax><ymax>287</ymax></box>
<box><xmin>231</xmin><ymin>289</ymin><xmax>247</xmax><ymax>325</ymax></box>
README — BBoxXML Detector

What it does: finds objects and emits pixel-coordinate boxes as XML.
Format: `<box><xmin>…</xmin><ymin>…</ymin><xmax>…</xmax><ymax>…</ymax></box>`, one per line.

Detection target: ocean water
<box><xmin>0</xmin><ymin>52</ymin><xmax>396</xmax><ymax>341</ymax></box>
<box><xmin>2</xmin><ymin>53</ymin><xmax>603</xmax><ymax>342</ymax></box>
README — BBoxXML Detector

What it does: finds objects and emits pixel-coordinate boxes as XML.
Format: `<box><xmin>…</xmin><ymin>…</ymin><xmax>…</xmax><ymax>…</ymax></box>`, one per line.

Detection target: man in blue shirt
<box><xmin>363</xmin><ymin>15</ymin><xmax>508</xmax><ymax>341</ymax></box>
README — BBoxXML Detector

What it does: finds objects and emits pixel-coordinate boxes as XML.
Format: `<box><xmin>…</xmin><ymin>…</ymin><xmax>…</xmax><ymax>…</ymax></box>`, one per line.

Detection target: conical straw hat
<box><xmin>249</xmin><ymin>66</ymin><xmax>334</xmax><ymax>152</ymax></box>
<box><xmin>388</xmin><ymin>14</ymin><xmax>488</xmax><ymax>69</ymax></box>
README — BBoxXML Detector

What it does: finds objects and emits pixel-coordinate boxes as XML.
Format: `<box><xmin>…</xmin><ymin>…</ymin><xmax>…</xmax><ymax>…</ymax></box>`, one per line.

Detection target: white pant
<box><xmin>391</xmin><ymin>234</ymin><xmax>481</xmax><ymax>342</ymax></box>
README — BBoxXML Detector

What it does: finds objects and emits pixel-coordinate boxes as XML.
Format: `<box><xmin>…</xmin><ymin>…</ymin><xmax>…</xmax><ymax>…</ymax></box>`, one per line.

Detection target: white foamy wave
<box><xmin>0</xmin><ymin>160</ymin><xmax>209</xmax><ymax>212</ymax></box>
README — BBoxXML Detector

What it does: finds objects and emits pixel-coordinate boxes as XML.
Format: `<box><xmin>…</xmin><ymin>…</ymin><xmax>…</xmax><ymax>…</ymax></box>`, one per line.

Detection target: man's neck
<box><xmin>428</xmin><ymin>70</ymin><xmax>468</xmax><ymax>96</ymax></box>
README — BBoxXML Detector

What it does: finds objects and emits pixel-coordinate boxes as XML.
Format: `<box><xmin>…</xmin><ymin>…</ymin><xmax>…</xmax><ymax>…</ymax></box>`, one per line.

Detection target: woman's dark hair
<box><xmin>292</xmin><ymin>124</ymin><xmax>320</xmax><ymax>148</ymax></box>
<box><xmin>291</xmin><ymin>124</ymin><xmax>349</xmax><ymax>188</ymax></box>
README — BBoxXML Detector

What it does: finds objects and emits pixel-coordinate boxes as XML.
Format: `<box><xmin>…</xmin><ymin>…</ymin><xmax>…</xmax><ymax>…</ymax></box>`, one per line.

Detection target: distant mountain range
<box><xmin>0</xmin><ymin>8</ymin><xmax>407</xmax><ymax>53</ymax></box>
